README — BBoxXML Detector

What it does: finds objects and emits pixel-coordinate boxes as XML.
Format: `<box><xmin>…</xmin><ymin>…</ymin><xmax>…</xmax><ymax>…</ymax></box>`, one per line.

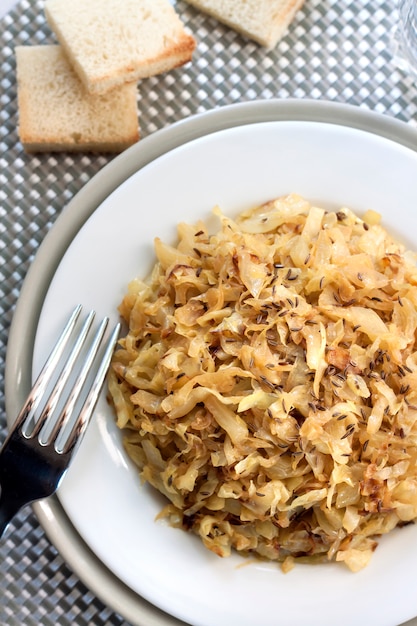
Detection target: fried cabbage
<box><xmin>109</xmin><ymin>193</ymin><xmax>417</xmax><ymax>572</ymax></box>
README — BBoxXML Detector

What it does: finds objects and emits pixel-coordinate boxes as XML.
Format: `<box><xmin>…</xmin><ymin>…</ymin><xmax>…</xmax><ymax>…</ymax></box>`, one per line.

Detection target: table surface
<box><xmin>1</xmin><ymin>1</ymin><xmax>417</xmax><ymax>625</ymax></box>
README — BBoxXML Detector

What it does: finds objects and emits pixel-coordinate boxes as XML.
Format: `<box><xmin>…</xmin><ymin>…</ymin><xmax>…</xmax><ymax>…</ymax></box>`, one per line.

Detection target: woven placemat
<box><xmin>1</xmin><ymin>0</ymin><xmax>417</xmax><ymax>624</ymax></box>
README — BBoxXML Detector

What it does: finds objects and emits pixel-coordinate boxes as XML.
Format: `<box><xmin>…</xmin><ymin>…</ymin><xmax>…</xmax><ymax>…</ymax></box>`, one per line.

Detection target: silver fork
<box><xmin>0</xmin><ymin>304</ymin><xmax>120</xmax><ymax>538</ymax></box>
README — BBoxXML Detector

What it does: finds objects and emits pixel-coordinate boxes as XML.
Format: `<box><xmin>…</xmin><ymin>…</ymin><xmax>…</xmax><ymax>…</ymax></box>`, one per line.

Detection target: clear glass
<box><xmin>391</xmin><ymin>0</ymin><xmax>417</xmax><ymax>77</ymax></box>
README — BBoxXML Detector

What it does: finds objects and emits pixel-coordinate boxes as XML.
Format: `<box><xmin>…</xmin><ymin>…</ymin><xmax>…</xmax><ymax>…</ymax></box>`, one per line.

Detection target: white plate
<box><xmin>6</xmin><ymin>100</ymin><xmax>417</xmax><ymax>626</ymax></box>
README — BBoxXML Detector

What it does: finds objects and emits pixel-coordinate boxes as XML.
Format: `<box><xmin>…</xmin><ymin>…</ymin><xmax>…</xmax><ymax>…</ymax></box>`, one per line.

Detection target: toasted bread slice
<box><xmin>44</xmin><ymin>0</ymin><xmax>196</xmax><ymax>94</ymax></box>
<box><xmin>16</xmin><ymin>45</ymin><xmax>140</xmax><ymax>153</ymax></box>
<box><xmin>183</xmin><ymin>0</ymin><xmax>304</xmax><ymax>49</ymax></box>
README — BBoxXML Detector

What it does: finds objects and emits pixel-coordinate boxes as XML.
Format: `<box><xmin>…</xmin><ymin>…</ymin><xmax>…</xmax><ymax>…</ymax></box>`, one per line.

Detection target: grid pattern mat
<box><xmin>1</xmin><ymin>0</ymin><xmax>417</xmax><ymax>624</ymax></box>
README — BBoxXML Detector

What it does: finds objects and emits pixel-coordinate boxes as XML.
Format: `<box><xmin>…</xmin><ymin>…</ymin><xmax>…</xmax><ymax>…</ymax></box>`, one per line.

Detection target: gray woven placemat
<box><xmin>1</xmin><ymin>0</ymin><xmax>417</xmax><ymax>624</ymax></box>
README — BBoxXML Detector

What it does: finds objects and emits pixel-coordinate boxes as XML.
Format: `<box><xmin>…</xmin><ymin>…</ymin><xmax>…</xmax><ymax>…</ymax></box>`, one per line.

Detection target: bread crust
<box><xmin>59</xmin><ymin>32</ymin><xmax>196</xmax><ymax>94</ymax></box>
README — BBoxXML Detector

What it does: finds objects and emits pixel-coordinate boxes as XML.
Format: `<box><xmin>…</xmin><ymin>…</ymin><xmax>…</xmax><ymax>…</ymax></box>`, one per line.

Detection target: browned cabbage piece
<box><xmin>108</xmin><ymin>193</ymin><xmax>417</xmax><ymax>572</ymax></box>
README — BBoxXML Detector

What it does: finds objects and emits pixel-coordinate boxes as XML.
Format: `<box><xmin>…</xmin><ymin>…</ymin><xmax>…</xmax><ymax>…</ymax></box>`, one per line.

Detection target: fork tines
<box><xmin>13</xmin><ymin>304</ymin><xmax>120</xmax><ymax>454</ymax></box>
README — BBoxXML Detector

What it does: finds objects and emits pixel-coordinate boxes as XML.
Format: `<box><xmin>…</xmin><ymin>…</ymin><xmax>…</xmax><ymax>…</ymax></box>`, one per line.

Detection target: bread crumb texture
<box><xmin>44</xmin><ymin>0</ymin><xmax>196</xmax><ymax>94</ymax></box>
<box><xmin>15</xmin><ymin>45</ymin><xmax>139</xmax><ymax>153</ymax></box>
<box><xmin>183</xmin><ymin>0</ymin><xmax>305</xmax><ymax>48</ymax></box>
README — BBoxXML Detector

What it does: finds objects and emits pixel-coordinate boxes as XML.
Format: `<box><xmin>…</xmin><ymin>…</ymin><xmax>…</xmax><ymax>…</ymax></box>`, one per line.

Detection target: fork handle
<box><xmin>0</xmin><ymin>492</ymin><xmax>26</xmax><ymax>538</ymax></box>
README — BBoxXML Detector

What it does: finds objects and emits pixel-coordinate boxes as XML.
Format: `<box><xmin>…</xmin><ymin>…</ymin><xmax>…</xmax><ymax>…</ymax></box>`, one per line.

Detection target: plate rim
<box><xmin>5</xmin><ymin>98</ymin><xmax>417</xmax><ymax>626</ymax></box>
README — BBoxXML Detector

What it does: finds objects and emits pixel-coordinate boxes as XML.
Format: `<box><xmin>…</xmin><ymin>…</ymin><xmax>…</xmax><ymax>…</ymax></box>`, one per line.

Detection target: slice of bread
<box><xmin>183</xmin><ymin>0</ymin><xmax>305</xmax><ymax>49</ymax></box>
<box><xmin>15</xmin><ymin>45</ymin><xmax>140</xmax><ymax>153</ymax></box>
<box><xmin>44</xmin><ymin>0</ymin><xmax>196</xmax><ymax>95</ymax></box>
